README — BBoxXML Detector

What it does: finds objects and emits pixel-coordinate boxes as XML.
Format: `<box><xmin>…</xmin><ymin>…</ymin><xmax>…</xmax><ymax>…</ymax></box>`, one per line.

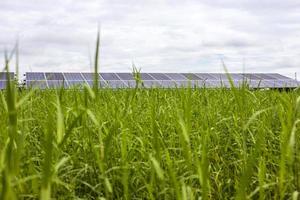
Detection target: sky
<box><xmin>0</xmin><ymin>0</ymin><xmax>300</xmax><ymax>79</ymax></box>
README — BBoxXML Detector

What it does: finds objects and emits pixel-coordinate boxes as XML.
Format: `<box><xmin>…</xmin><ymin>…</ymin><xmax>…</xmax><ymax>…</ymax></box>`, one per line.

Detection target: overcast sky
<box><xmin>1</xmin><ymin>0</ymin><xmax>300</xmax><ymax>79</ymax></box>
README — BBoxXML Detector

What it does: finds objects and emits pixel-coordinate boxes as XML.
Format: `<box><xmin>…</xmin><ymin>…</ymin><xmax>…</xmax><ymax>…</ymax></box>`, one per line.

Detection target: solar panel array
<box><xmin>25</xmin><ymin>72</ymin><xmax>299</xmax><ymax>89</ymax></box>
<box><xmin>0</xmin><ymin>72</ymin><xmax>15</xmax><ymax>89</ymax></box>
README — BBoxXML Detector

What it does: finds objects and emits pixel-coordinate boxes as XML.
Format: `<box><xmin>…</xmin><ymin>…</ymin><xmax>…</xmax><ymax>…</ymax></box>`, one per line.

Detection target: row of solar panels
<box><xmin>24</xmin><ymin>72</ymin><xmax>299</xmax><ymax>89</ymax></box>
<box><xmin>26</xmin><ymin>72</ymin><xmax>292</xmax><ymax>81</ymax></box>
<box><xmin>0</xmin><ymin>72</ymin><xmax>299</xmax><ymax>89</ymax></box>
<box><xmin>25</xmin><ymin>79</ymin><xmax>299</xmax><ymax>89</ymax></box>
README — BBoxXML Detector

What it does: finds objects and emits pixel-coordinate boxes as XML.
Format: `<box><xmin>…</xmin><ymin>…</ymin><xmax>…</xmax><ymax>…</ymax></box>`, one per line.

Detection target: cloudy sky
<box><xmin>1</xmin><ymin>0</ymin><xmax>300</xmax><ymax>79</ymax></box>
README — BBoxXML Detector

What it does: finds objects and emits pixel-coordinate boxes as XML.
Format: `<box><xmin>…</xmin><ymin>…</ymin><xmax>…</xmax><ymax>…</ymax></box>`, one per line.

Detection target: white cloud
<box><xmin>0</xmin><ymin>0</ymin><xmax>299</xmax><ymax>79</ymax></box>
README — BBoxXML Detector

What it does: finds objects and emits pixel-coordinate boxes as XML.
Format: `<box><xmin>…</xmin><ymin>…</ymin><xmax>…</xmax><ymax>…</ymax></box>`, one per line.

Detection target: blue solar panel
<box><xmin>123</xmin><ymin>80</ymin><xmax>137</xmax><ymax>87</ymax></box>
<box><xmin>0</xmin><ymin>73</ymin><xmax>5</xmax><ymax>80</ymax></box>
<box><xmin>82</xmin><ymin>73</ymin><xmax>102</xmax><ymax>81</ymax></box>
<box><xmin>149</xmin><ymin>73</ymin><xmax>171</xmax><ymax>80</ymax></box>
<box><xmin>262</xmin><ymin>80</ymin><xmax>276</xmax><ymax>88</ymax></box>
<box><xmin>0</xmin><ymin>73</ymin><xmax>15</xmax><ymax>89</ymax></box>
<box><xmin>67</xmin><ymin>80</ymin><xmax>86</xmax><ymax>88</ymax></box>
<box><xmin>159</xmin><ymin>81</ymin><xmax>177</xmax><ymax>87</ymax></box>
<box><xmin>84</xmin><ymin>80</ymin><xmax>95</xmax><ymax>87</ymax></box>
<box><xmin>100</xmin><ymin>73</ymin><xmax>120</xmax><ymax>80</ymax></box>
<box><xmin>23</xmin><ymin>72</ymin><xmax>298</xmax><ymax>89</ymax></box>
<box><xmin>274</xmin><ymin>80</ymin><xmax>298</xmax><ymax>88</ymax></box>
<box><xmin>85</xmin><ymin>80</ymin><xmax>93</xmax><ymax>86</ymax></box>
<box><xmin>273</xmin><ymin>80</ymin><xmax>286</xmax><ymax>88</ymax></box>
<box><xmin>233</xmin><ymin>80</ymin><xmax>245</xmax><ymax>87</ymax></box>
<box><xmin>209</xmin><ymin>73</ymin><xmax>244</xmax><ymax>81</ymax></box>
<box><xmin>255</xmin><ymin>74</ymin><xmax>277</xmax><ymax>80</ymax></box>
<box><xmin>0</xmin><ymin>72</ymin><xmax>14</xmax><ymax>80</ymax></box>
<box><xmin>249</xmin><ymin>80</ymin><xmax>268</xmax><ymax>88</ymax></box>
<box><xmin>0</xmin><ymin>81</ymin><xmax>7</xmax><ymax>89</ymax></box>
<box><xmin>205</xmin><ymin>80</ymin><xmax>222</xmax><ymax>87</ymax></box>
<box><xmin>142</xmin><ymin>81</ymin><xmax>161</xmax><ymax>88</ymax></box>
<box><xmin>45</xmin><ymin>73</ymin><xmax>64</xmax><ymax>80</ymax></box>
<box><xmin>181</xmin><ymin>73</ymin><xmax>202</xmax><ymax>80</ymax></box>
<box><xmin>47</xmin><ymin>80</ymin><xmax>67</xmax><ymax>88</ymax></box>
<box><xmin>195</xmin><ymin>73</ymin><xmax>217</xmax><ymax>80</ymax></box>
<box><xmin>268</xmin><ymin>73</ymin><xmax>292</xmax><ymax>80</ymax></box>
<box><xmin>117</xmin><ymin>73</ymin><xmax>135</xmax><ymax>80</ymax></box>
<box><xmin>140</xmin><ymin>73</ymin><xmax>154</xmax><ymax>80</ymax></box>
<box><xmin>166</xmin><ymin>73</ymin><xmax>187</xmax><ymax>80</ymax></box>
<box><xmin>105</xmin><ymin>80</ymin><xmax>128</xmax><ymax>88</ymax></box>
<box><xmin>243</xmin><ymin>74</ymin><xmax>263</xmax><ymax>80</ymax></box>
<box><xmin>64</xmin><ymin>73</ymin><xmax>84</xmax><ymax>81</ymax></box>
<box><xmin>289</xmin><ymin>80</ymin><xmax>299</xmax><ymax>87</ymax></box>
<box><xmin>220</xmin><ymin>80</ymin><xmax>232</xmax><ymax>88</ymax></box>
<box><xmin>175</xmin><ymin>81</ymin><xmax>191</xmax><ymax>87</ymax></box>
<box><xmin>26</xmin><ymin>72</ymin><xmax>45</xmax><ymax>80</ymax></box>
<box><xmin>226</xmin><ymin>73</ymin><xmax>244</xmax><ymax>80</ymax></box>
<box><xmin>26</xmin><ymin>80</ymin><xmax>48</xmax><ymax>89</ymax></box>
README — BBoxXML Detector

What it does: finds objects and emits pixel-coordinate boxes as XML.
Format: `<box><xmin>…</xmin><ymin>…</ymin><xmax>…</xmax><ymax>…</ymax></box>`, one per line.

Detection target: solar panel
<box><xmin>0</xmin><ymin>81</ymin><xmax>7</xmax><ymax>89</ymax></box>
<box><xmin>228</xmin><ymin>74</ymin><xmax>245</xmax><ymax>80</ymax></box>
<box><xmin>81</xmin><ymin>73</ymin><xmax>102</xmax><ymax>81</ymax></box>
<box><xmin>25</xmin><ymin>72</ymin><xmax>45</xmax><ymax>80</ymax></box>
<box><xmin>209</xmin><ymin>73</ymin><xmax>244</xmax><ymax>81</ymax></box>
<box><xmin>26</xmin><ymin>80</ymin><xmax>48</xmax><ymax>89</ymax></box>
<box><xmin>45</xmin><ymin>73</ymin><xmax>64</xmax><ymax>80</ymax></box>
<box><xmin>247</xmin><ymin>80</ymin><xmax>268</xmax><ymax>88</ymax></box>
<box><xmin>117</xmin><ymin>73</ymin><xmax>135</xmax><ymax>80</ymax></box>
<box><xmin>160</xmin><ymin>80</ymin><xmax>203</xmax><ymax>88</ymax></box>
<box><xmin>100</xmin><ymin>73</ymin><xmax>120</xmax><ymax>80</ymax></box>
<box><xmin>255</xmin><ymin>74</ymin><xmax>277</xmax><ymax>80</ymax></box>
<box><xmin>86</xmin><ymin>80</ymin><xmax>95</xmax><ymax>87</ymax></box>
<box><xmin>234</xmin><ymin>80</ymin><xmax>245</xmax><ymax>87</ymax></box>
<box><xmin>148</xmin><ymin>73</ymin><xmax>171</xmax><ymax>80</ymax></box>
<box><xmin>205</xmin><ymin>80</ymin><xmax>222</xmax><ymax>87</ymax></box>
<box><xmin>166</xmin><ymin>73</ymin><xmax>187</xmax><ymax>80</ymax></box>
<box><xmin>160</xmin><ymin>81</ymin><xmax>177</xmax><ymax>88</ymax></box>
<box><xmin>140</xmin><ymin>73</ymin><xmax>154</xmax><ymax>80</ymax></box>
<box><xmin>47</xmin><ymin>80</ymin><xmax>67</xmax><ymax>88</ymax></box>
<box><xmin>67</xmin><ymin>80</ymin><xmax>128</xmax><ymax>88</ymax></box>
<box><xmin>67</xmin><ymin>80</ymin><xmax>87</xmax><ymax>88</ymax></box>
<box><xmin>0</xmin><ymin>72</ymin><xmax>14</xmax><ymax>80</ymax></box>
<box><xmin>243</xmin><ymin>80</ymin><xmax>257</xmax><ymax>88</ymax></box>
<box><xmin>172</xmin><ymin>81</ymin><xmax>186</xmax><ymax>87</ymax></box>
<box><xmin>218</xmin><ymin>80</ymin><xmax>231</xmax><ymax>88</ymax></box>
<box><xmin>277</xmin><ymin>80</ymin><xmax>299</xmax><ymax>88</ymax></box>
<box><xmin>181</xmin><ymin>73</ymin><xmax>202</xmax><ymax>80</ymax></box>
<box><xmin>175</xmin><ymin>80</ymin><xmax>202</xmax><ymax>87</ymax></box>
<box><xmin>124</xmin><ymin>80</ymin><xmax>137</xmax><ymax>88</ymax></box>
<box><xmin>243</xmin><ymin>74</ymin><xmax>262</xmax><ymax>80</ymax></box>
<box><xmin>262</xmin><ymin>80</ymin><xmax>276</xmax><ymax>88</ymax></box>
<box><xmin>105</xmin><ymin>80</ymin><xmax>128</xmax><ymax>88</ymax></box>
<box><xmin>64</xmin><ymin>73</ymin><xmax>84</xmax><ymax>81</ymax></box>
<box><xmin>195</xmin><ymin>73</ymin><xmax>217</xmax><ymax>80</ymax></box>
<box><xmin>0</xmin><ymin>73</ymin><xmax>15</xmax><ymax>89</ymax></box>
<box><xmin>23</xmin><ymin>72</ymin><xmax>298</xmax><ymax>89</ymax></box>
<box><xmin>208</xmin><ymin>80</ymin><xmax>242</xmax><ymax>88</ymax></box>
<box><xmin>268</xmin><ymin>73</ymin><xmax>292</xmax><ymax>80</ymax></box>
<box><xmin>273</xmin><ymin>80</ymin><xmax>287</xmax><ymax>88</ymax></box>
<box><xmin>289</xmin><ymin>80</ymin><xmax>300</xmax><ymax>87</ymax></box>
<box><xmin>142</xmin><ymin>81</ymin><xmax>161</xmax><ymax>88</ymax></box>
<box><xmin>0</xmin><ymin>73</ymin><xmax>5</xmax><ymax>80</ymax></box>
<box><xmin>126</xmin><ymin>80</ymin><xmax>164</xmax><ymax>88</ymax></box>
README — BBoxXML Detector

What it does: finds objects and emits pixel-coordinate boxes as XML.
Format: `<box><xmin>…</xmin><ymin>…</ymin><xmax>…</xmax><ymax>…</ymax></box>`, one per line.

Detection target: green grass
<box><xmin>0</xmin><ymin>84</ymin><xmax>300</xmax><ymax>199</ymax></box>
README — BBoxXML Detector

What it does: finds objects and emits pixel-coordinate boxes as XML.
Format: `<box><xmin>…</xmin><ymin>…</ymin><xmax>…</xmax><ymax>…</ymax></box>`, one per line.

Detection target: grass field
<box><xmin>1</xmin><ymin>80</ymin><xmax>300</xmax><ymax>199</ymax></box>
